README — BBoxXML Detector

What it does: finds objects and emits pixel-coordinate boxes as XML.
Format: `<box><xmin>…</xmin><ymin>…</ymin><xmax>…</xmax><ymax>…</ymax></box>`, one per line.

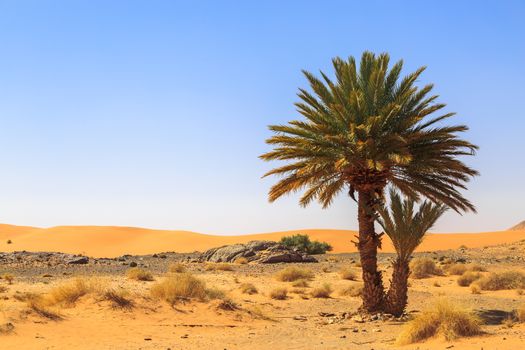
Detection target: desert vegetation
<box><xmin>275</xmin><ymin>267</ymin><xmax>314</xmax><ymax>282</ymax></box>
<box><xmin>279</xmin><ymin>234</ymin><xmax>332</xmax><ymax>255</ymax></box>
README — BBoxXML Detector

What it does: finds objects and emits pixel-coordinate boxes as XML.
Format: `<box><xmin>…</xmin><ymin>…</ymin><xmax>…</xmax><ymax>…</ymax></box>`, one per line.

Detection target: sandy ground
<box><xmin>1</xmin><ymin>223</ymin><xmax>524</xmax><ymax>257</ymax></box>
<box><xmin>2</xmin><ymin>241</ymin><xmax>525</xmax><ymax>349</ymax></box>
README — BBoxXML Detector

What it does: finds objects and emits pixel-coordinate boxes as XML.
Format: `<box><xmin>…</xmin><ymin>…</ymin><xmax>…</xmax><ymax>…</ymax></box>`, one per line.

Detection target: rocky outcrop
<box><xmin>198</xmin><ymin>240</ymin><xmax>317</xmax><ymax>263</ymax></box>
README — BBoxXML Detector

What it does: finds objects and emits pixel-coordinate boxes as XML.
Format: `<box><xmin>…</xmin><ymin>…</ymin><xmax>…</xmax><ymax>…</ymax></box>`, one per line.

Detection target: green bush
<box><xmin>280</xmin><ymin>234</ymin><xmax>332</xmax><ymax>255</ymax></box>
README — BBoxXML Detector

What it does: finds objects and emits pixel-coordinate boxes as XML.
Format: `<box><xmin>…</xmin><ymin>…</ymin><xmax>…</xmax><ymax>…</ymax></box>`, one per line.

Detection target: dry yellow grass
<box><xmin>27</xmin><ymin>298</ymin><xmax>62</xmax><ymax>320</ymax></box>
<box><xmin>474</xmin><ymin>270</ymin><xmax>525</xmax><ymax>290</ymax></box>
<box><xmin>2</xmin><ymin>274</ymin><xmax>14</xmax><ymax>284</ymax></box>
<box><xmin>457</xmin><ymin>271</ymin><xmax>482</xmax><ymax>287</ymax></box>
<box><xmin>126</xmin><ymin>268</ymin><xmax>154</xmax><ymax>281</ymax></box>
<box><xmin>446</xmin><ymin>263</ymin><xmax>468</xmax><ymax>275</ymax></box>
<box><xmin>269</xmin><ymin>287</ymin><xmax>288</xmax><ymax>300</ymax></box>
<box><xmin>47</xmin><ymin>278</ymin><xmax>97</xmax><ymax>306</ymax></box>
<box><xmin>150</xmin><ymin>273</ymin><xmax>223</xmax><ymax>304</ymax></box>
<box><xmin>310</xmin><ymin>283</ymin><xmax>333</xmax><ymax>298</ymax></box>
<box><xmin>410</xmin><ymin>258</ymin><xmax>442</xmax><ymax>279</ymax></box>
<box><xmin>515</xmin><ymin>306</ymin><xmax>525</xmax><ymax>322</ymax></box>
<box><xmin>239</xmin><ymin>283</ymin><xmax>258</xmax><ymax>295</ymax></box>
<box><xmin>102</xmin><ymin>289</ymin><xmax>134</xmax><ymax>309</ymax></box>
<box><xmin>291</xmin><ymin>279</ymin><xmax>310</xmax><ymax>288</ymax></box>
<box><xmin>470</xmin><ymin>284</ymin><xmax>481</xmax><ymax>294</ymax></box>
<box><xmin>275</xmin><ymin>267</ymin><xmax>314</xmax><ymax>282</ymax></box>
<box><xmin>338</xmin><ymin>284</ymin><xmax>363</xmax><ymax>297</ymax></box>
<box><xmin>397</xmin><ymin>299</ymin><xmax>481</xmax><ymax>344</ymax></box>
<box><xmin>339</xmin><ymin>267</ymin><xmax>357</xmax><ymax>281</ymax></box>
<box><xmin>168</xmin><ymin>263</ymin><xmax>186</xmax><ymax>273</ymax></box>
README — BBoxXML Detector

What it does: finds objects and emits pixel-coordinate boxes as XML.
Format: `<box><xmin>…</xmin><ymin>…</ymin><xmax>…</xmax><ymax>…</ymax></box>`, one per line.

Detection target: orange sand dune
<box><xmin>0</xmin><ymin>223</ymin><xmax>524</xmax><ymax>258</ymax></box>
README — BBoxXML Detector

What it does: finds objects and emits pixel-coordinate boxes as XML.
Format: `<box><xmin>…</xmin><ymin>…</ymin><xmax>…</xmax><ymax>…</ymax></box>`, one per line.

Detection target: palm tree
<box><xmin>377</xmin><ymin>189</ymin><xmax>447</xmax><ymax>316</ymax></box>
<box><xmin>260</xmin><ymin>52</ymin><xmax>478</xmax><ymax>312</ymax></box>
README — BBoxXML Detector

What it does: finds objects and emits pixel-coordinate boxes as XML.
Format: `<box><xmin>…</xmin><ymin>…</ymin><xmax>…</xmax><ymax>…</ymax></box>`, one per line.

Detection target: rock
<box><xmin>351</xmin><ymin>315</ymin><xmax>365</xmax><ymax>323</ymax></box>
<box><xmin>65</xmin><ymin>256</ymin><xmax>89</xmax><ymax>264</ymax></box>
<box><xmin>198</xmin><ymin>240</ymin><xmax>317</xmax><ymax>264</ymax></box>
<box><xmin>129</xmin><ymin>261</ymin><xmax>138</xmax><ymax>267</ymax></box>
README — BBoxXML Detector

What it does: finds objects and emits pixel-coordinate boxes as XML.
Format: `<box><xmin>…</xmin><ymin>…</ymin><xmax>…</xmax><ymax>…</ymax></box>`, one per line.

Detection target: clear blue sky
<box><xmin>0</xmin><ymin>1</ymin><xmax>523</xmax><ymax>234</ymax></box>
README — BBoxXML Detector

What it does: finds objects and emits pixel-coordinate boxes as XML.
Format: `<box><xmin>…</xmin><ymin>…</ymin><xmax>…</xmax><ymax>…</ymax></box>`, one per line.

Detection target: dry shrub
<box><xmin>205</xmin><ymin>263</ymin><xmax>233</xmax><ymax>271</ymax></box>
<box><xmin>269</xmin><ymin>288</ymin><xmax>288</xmax><ymax>300</ymax></box>
<box><xmin>126</xmin><ymin>268</ymin><xmax>154</xmax><ymax>281</ymax></box>
<box><xmin>338</xmin><ymin>284</ymin><xmax>363</xmax><ymax>297</ymax></box>
<box><xmin>470</xmin><ymin>284</ymin><xmax>481</xmax><ymax>294</ymax></box>
<box><xmin>150</xmin><ymin>273</ymin><xmax>221</xmax><ymax>304</ymax></box>
<box><xmin>216</xmin><ymin>297</ymin><xmax>239</xmax><ymax>311</ymax></box>
<box><xmin>446</xmin><ymin>263</ymin><xmax>467</xmax><ymax>276</ymax></box>
<box><xmin>467</xmin><ymin>264</ymin><xmax>486</xmax><ymax>272</ymax></box>
<box><xmin>517</xmin><ymin>289</ymin><xmax>524</xmax><ymax>296</ymax></box>
<box><xmin>0</xmin><ymin>322</ymin><xmax>15</xmax><ymax>335</ymax></box>
<box><xmin>2</xmin><ymin>274</ymin><xmax>14</xmax><ymax>284</ymax></box>
<box><xmin>433</xmin><ymin>281</ymin><xmax>441</xmax><ymax>287</ymax></box>
<box><xmin>13</xmin><ymin>291</ymin><xmax>39</xmax><ymax>302</ymax></box>
<box><xmin>475</xmin><ymin>270</ymin><xmax>525</xmax><ymax>290</ymax></box>
<box><xmin>168</xmin><ymin>263</ymin><xmax>186</xmax><ymax>273</ymax></box>
<box><xmin>457</xmin><ymin>271</ymin><xmax>482</xmax><ymax>287</ymax></box>
<box><xmin>239</xmin><ymin>283</ymin><xmax>258</xmax><ymax>295</ymax></box>
<box><xmin>246</xmin><ymin>306</ymin><xmax>274</xmax><ymax>321</ymax></box>
<box><xmin>397</xmin><ymin>299</ymin><xmax>481</xmax><ymax>344</ymax></box>
<box><xmin>0</xmin><ymin>286</ymin><xmax>8</xmax><ymax>293</ymax></box>
<box><xmin>339</xmin><ymin>267</ymin><xmax>357</xmax><ymax>281</ymax></box>
<box><xmin>234</xmin><ymin>257</ymin><xmax>248</xmax><ymax>265</ymax></box>
<box><xmin>291</xmin><ymin>279</ymin><xmax>310</xmax><ymax>288</ymax></box>
<box><xmin>310</xmin><ymin>283</ymin><xmax>333</xmax><ymax>298</ymax></box>
<box><xmin>102</xmin><ymin>289</ymin><xmax>134</xmax><ymax>309</ymax></box>
<box><xmin>47</xmin><ymin>278</ymin><xmax>97</xmax><ymax>306</ymax></box>
<box><xmin>410</xmin><ymin>258</ymin><xmax>442</xmax><ymax>279</ymax></box>
<box><xmin>275</xmin><ymin>267</ymin><xmax>314</xmax><ymax>282</ymax></box>
<box><xmin>27</xmin><ymin>298</ymin><xmax>62</xmax><ymax>320</ymax></box>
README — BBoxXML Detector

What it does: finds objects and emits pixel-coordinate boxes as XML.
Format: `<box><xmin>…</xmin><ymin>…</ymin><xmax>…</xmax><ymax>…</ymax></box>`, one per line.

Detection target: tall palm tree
<box><xmin>260</xmin><ymin>52</ymin><xmax>478</xmax><ymax>312</ymax></box>
<box><xmin>377</xmin><ymin>189</ymin><xmax>447</xmax><ymax>316</ymax></box>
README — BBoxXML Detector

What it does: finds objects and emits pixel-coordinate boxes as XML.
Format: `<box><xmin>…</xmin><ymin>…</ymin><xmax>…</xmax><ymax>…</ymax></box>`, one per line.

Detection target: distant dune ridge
<box><xmin>0</xmin><ymin>223</ymin><xmax>524</xmax><ymax>258</ymax></box>
<box><xmin>509</xmin><ymin>220</ymin><xmax>525</xmax><ymax>231</ymax></box>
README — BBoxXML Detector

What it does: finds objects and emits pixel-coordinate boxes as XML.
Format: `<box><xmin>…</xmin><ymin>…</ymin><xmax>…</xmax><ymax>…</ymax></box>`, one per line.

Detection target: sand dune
<box><xmin>1</xmin><ymin>223</ymin><xmax>524</xmax><ymax>257</ymax></box>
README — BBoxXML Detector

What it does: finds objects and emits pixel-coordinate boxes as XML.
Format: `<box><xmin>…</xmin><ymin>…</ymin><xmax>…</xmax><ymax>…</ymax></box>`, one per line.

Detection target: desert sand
<box><xmin>1</xmin><ymin>223</ymin><xmax>524</xmax><ymax>257</ymax></box>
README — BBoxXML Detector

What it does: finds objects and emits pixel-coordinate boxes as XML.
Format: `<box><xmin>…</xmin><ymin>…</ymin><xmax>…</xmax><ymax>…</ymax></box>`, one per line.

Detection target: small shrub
<box><xmin>339</xmin><ymin>267</ymin><xmax>357</xmax><ymax>281</ymax></box>
<box><xmin>338</xmin><ymin>284</ymin><xmax>363</xmax><ymax>297</ymax></box>
<box><xmin>457</xmin><ymin>271</ymin><xmax>482</xmax><ymax>287</ymax></box>
<box><xmin>275</xmin><ymin>267</ymin><xmax>314</xmax><ymax>282</ymax></box>
<box><xmin>475</xmin><ymin>270</ymin><xmax>525</xmax><ymax>290</ymax></box>
<box><xmin>47</xmin><ymin>278</ymin><xmax>96</xmax><ymax>306</ymax></box>
<box><xmin>246</xmin><ymin>306</ymin><xmax>274</xmax><ymax>321</ymax></box>
<box><xmin>517</xmin><ymin>289</ymin><xmax>524</xmax><ymax>296</ymax></box>
<box><xmin>310</xmin><ymin>283</ymin><xmax>332</xmax><ymax>298</ymax></box>
<box><xmin>168</xmin><ymin>263</ymin><xmax>186</xmax><ymax>273</ymax></box>
<box><xmin>470</xmin><ymin>284</ymin><xmax>481</xmax><ymax>294</ymax></box>
<box><xmin>515</xmin><ymin>306</ymin><xmax>525</xmax><ymax>322</ymax></box>
<box><xmin>280</xmin><ymin>234</ymin><xmax>332</xmax><ymax>255</ymax></box>
<box><xmin>102</xmin><ymin>290</ymin><xmax>134</xmax><ymax>309</ymax></box>
<box><xmin>234</xmin><ymin>257</ymin><xmax>248</xmax><ymax>264</ymax></box>
<box><xmin>126</xmin><ymin>268</ymin><xmax>154</xmax><ymax>281</ymax></box>
<box><xmin>6</xmin><ymin>240</ymin><xmax>12</xmax><ymax>244</ymax></box>
<box><xmin>239</xmin><ymin>283</ymin><xmax>258</xmax><ymax>295</ymax></box>
<box><xmin>269</xmin><ymin>288</ymin><xmax>288</xmax><ymax>300</ymax></box>
<box><xmin>433</xmin><ymin>281</ymin><xmax>441</xmax><ymax>287</ymax></box>
<box><xmin>291</xmin><ymin>279</ymin><xmax>310</xmax><ymax>288</ymax></box>
<box><xmin>467</xmin><ymin>264</ymin><xmax>486</xmax><ymax>272</ymax></box>
<box><xmin>0</xmin><ymin>286</ymin><xmax>7</xmax><ymax>293</ymax></box>
<box><xmin>0</xmin><ymin>322</ymin><xmax>15</xmax><ymax>335</ymax></box>
<box><xmin>216</xmin><ymin>297</ymin><xmax>239</xmax><ymax>311</ymax></box>
<box><xmin>446</xmin><ymin>263</ymin><xmax>467</xmax><ymax>276</ymax></box>
<box><xmin>27</xmin><ymin>299</ymin><xmax>62</xmax><ymax>320</ymax></box>
<box><xmin>2</xmin><ymin>274</ymin><xmax>14</xmax><ymax>284</ymax></box>
<box><xmin>397</xmin><ymin>299</ymin><xmax>481</xmax><ymax>344</ymax></box>
<box><xmin>150</xmin><ymin>273</ymin><xmax>220</xmax><ymax>304</ymax></box>
<box><xmin>410</xmin><ymin>258</ymin><xmax>442</xmax><ymax>279</ymax></box>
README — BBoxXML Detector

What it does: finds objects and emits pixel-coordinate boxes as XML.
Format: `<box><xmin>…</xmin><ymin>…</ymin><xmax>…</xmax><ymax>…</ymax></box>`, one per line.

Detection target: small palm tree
<box><xmin>260</xmin><ymin>52</ymin><xmax>478</xmax><ymax>312</ymax></box>
<box><xmin>377</xmin><ymin>189</ymin><xmax>447</xmax><ymax>316</ymax></box>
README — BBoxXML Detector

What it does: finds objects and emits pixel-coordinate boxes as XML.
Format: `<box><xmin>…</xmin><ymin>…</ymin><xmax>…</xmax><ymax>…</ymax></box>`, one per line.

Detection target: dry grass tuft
<box><xmin>150</xmin><ymin>273</ymin><xmax>222</xmax><ymax>304</ymax></box>
<box><xmin>310</xmin><ymin>283</ymin><xmax>333</xmax><ymax>298</ymax></box>
<box><xmin>168</xmin><ymin>263</ymin><xmax>186</xmax><ymax>273</ymax></box>
<box><xmin>27</xmin><ymin>299</ymin><xmax>63</xmax><ymax>320</ymax></box>
<box><xmin>269</xmin><ymin>288</ymin><xmax>288</xmax><ymax>300</ymax></box>
<box><xmin>0</xmin><ymin>322</ymin><xmax>15</xmax><ymax>335</ymax></box>
<box><xmin>410</xmin><ymin>258</ymin><xmax>442</xmax><ymax>279</ymax></box>
<box><xmin>275</xmin><ymin>267</ymin><xmax>314</xmax><ymax>282</ymax></box>
<box><xmin>515</xmin><ymin>306</ymin><xmax>525</xmax><ymax>322</ymax></box>
<box><xmin>2</xmin><ymin>274</ymin><xmax>14</xmax><ymax>284</ymax></box>
<box><xmin>239</xmin><ymin>283</ymin><xmax>258</xmax><ymax>295</ymax></box>
<box><xmin>102</xmin><ymin>289</ymin><xmax>134</xmax><ymax>309</ymax></box>
<box><xmin>0</xmin><ymin>285</ymin><xmax>8</xmax><ymax>293</ymax></box>
<box><xmin>234</xmin><ymin>257</ymin><xmax>249</xmax><ymax>264</ymax></box>
<box><xmin>245</xmin><ymin>306</ymin><xmax>274</xmax><ymax>321</ymax></box>
<box><xmin>470</xmin><ymin>284</ymin><xmax>481</xmax><ymax>294</ymax></box>
<box><xmin>47</xmin><ymin>278</ymin><xmax>97</xmax><ymax>306</ymax></box>
<box><xmin>474</xmin><ymin>270</ymin><xmax>525</xmax><ymax>291</ymax></box>
<box><xmin>291</xmin><ymin>279</ymin><xmax>310</xmax><ymax>288</ymax></box>
<box><xmin>446</xmin><ymin>263</ymin><xmax>468</xmax><ymax>275</ymax></box>
<box><xmin>338</xmin><ymin>284</ymin><xmax>363</xmax><ymax>297</ymax></box>
<box><xmin>339</xmin><ymin>267</ymin><xmax>357</xmax><ymax>281</ymax></box>
<box><xmin>397</xmin><ymin>299</ymin><xmax>481</xmax><ymax>344</ymax></box>
<box><xmin>126</xmin><ymin>268</ymin><xmax>154</xmax><ymax>281</ymax></box>
<box><xmin>216</xmin><ymin>297</ymin><xmax>239</xmax><ymax>311</ymax></box>
<box><xmin>457</xmin><ymin>271</ymin><xmax>482</xmax><ymax>287</ymax></box>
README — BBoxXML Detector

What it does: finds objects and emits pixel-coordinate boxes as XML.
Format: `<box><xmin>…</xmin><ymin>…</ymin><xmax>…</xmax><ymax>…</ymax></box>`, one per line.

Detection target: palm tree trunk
<box><xmin>357</xmin><ymin>190</ymin><xmax>384</xmax><ymax>312</ymax></box>
<box><xmin>384</xmin><ymin>258</ymin><xmax>409</xmax><ymax>317</ymax></box>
